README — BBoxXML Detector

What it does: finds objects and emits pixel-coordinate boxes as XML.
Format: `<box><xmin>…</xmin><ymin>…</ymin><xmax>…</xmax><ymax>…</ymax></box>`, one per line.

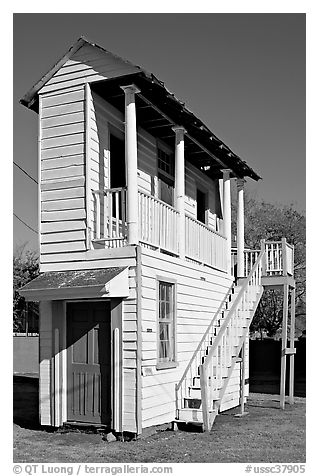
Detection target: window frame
<box><xmin>156</xmin><ymin>276</ymin><xmax>178</xmax><ymax>370</ymax></box>
<box><xmin>156</xmin><ymin>142</ymin><xmax>175</xmax><ymax>206</ymax></box>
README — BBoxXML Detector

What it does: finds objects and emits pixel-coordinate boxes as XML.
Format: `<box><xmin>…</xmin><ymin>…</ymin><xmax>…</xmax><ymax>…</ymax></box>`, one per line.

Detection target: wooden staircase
<box><xmin>175</xmin><ymin>250</ymin><xmax>265</xmax><ymax>431</ymax></box>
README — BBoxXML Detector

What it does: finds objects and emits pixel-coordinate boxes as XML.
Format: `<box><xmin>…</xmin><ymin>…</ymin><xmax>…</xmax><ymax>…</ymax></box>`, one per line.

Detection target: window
<box><xmin>110</xmin><ymin>133</ymin><xmax>126</xmax><ymax>189</ymax></box>
<box><xmin>158</xmin><ymin>147</ymin><xmax>175</xmax><ymax>207</ymax></box>
<box><xmin>196</xmin><ymin>188</ymin><xmax>207</xmax><ymax>224</ymax></box>
<box><xmin>158</xmin><ymin>148</ymin><xmax>174</xmax><ymax>177</ymax></box>
<box><xmin>157</xmin><ymin>281</ymin><xmax>176</xmax><ymax>368</ymax></box>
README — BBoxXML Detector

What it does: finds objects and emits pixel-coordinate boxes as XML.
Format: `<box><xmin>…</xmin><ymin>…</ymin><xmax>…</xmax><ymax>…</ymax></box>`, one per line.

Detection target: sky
<box><xmin>13</xmin><ymin>13</ymin><xmax>306</xmax><ymax>252</ymax></box>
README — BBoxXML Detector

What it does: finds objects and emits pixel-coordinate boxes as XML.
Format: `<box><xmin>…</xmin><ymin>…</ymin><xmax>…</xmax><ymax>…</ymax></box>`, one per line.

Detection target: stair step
<box><xmin>184</xmin><ymin>397</ymin><xmax>202</xmax><ymax>409</ymax></box>
<box><xmin>178</xmin><ymin>408</ymin><xmax>204</xmax><ymax>423</ymax></box>
<box><xmin>177</xmin><ymin>408</ymin><xmax>218</xmax><ymax>426</ymax></box>
<box><xmin>193</xmin><ymin>374</ymin><xmax>226</xmax><ymax>387</ymax></box>
<box><xmin>188</xmin><ymin>387</ymin><xmax>219</xmax><ymax>399</ymax></box>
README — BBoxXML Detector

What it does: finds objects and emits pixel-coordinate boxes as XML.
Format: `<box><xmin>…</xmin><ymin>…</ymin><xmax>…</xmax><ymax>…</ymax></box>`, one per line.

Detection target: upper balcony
<box><xmin>91</xmin><ymin>187</ymin><xmax>227</xmax><ymax>272</ymax></box>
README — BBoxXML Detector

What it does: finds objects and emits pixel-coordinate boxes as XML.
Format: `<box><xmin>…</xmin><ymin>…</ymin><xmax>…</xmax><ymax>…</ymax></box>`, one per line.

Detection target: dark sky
<box><xmin>13</xmin><ymin>13</ymin><xmax>305</xmax><ymax>251</ymax></box>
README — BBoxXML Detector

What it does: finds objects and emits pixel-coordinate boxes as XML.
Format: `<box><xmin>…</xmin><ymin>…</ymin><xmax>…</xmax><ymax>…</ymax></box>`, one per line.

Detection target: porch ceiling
<box><xmin>91</xmin><ymin>73</ymin><xmax>261</xmax><ymax>182</ymax></box>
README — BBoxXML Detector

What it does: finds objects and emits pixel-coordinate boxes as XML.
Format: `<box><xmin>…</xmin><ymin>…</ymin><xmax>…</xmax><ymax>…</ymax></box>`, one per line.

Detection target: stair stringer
<box><xmin>216</xmin><ymin>286</ymin><xmax>264</xmax><ymax>412</ymax></box>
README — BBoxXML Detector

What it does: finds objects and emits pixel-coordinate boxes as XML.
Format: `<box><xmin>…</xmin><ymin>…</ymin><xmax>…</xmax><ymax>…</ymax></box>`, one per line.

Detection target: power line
<box><xmin>13</xmin><ymin>161</ymin><xmax>38</xmax><ymax>184</ymax></box>
<box><xmin>13</xmin><ymin>213</ymin><xmax>38</xmax><ymax>235</ymax></box>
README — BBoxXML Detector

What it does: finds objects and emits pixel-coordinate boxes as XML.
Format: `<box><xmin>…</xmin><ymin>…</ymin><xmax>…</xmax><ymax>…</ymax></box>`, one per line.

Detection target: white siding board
<box><xmin>41</xmin><ymin>144</ymin><xmax>85</xmax><ymax>160</ymax></box>
<box><xmin>42</xmin><ymin>198</ymin><xmax>85</xmax><ymax>212</ymax></box>
<box><xmin>42</xmin><ymin>112</ymin><xmax>85</xmax><ymax>128</ymax></box>
<box><xmin>41</xmin><ymin>241</ymin><xmax>87</xmax><ymax>254</ymax></box>
<box><xmin>42</xmin><ymin>102</ymin><xmax>84</xmax><ymax>119</ymax></box>
<box><xmin>41</xmin><ymin>220</ymin><xmax>86</xmax><ymax>233</ymax></box>
<box><xmin>41</xmin><ymin>132</ymin><xmax>85</xmax><ymax>149</ymax></box>
<box><xmin>42</xmin><ymin>187</ymin><xmax>85</xmax><ymax>201</ymax></box>
<box><xmin>41</xmin><ymin>156</ymin><xmax>84</xmax><ymax>171</ymax></box>
<box><xmin>41</xmin><ymin>177</ymin><xmax>85</xmax><ymax>191</ymax></box>
<box><xmin>42</xmin><ymin>209</ymin><xmax>86</xmax><ymax>222</ymax></box>
<box><xmin>41</xmin><ymin>230</ymin><xmax>86</xmax><ymax>244</ymax></box>
<box><xmin>41</xmin><ymin>89</ymin><xmax>85</xmax><ymax>108</ymax></box>
<box><xmin>42</xmin><ymin>122</ymin><xmax>84</xmax><ymax>139</ymax></box>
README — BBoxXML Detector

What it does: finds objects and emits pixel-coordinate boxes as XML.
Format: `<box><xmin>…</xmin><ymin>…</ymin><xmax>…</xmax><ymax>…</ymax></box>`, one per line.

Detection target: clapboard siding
<box><xmin>42</xmin><ymin>187</ymin><xmax>85</xmax><ymax>201</ymax></box>
<box><xmin>41</xmin><ymin>230</ymin><xmax>86</xmax><ymax>244</ymax></box>
<box><xmin>39</xmin><ymin>85</ymin><xmax>87</xmax><ymax>269</ymax></box>
<box><xmin>139</xmin><ymin>246</ymin><xmax>241</xmax><ymax>429</ymax></box>
<box><xmin>122</xmin><ymin>265</ymin><xmax>138</xmax><ymax>433</ymax></box>
<box><xmin>39</xmin><ymin>301</ymin><xmax>53</xmax><ymax>426</ymax></box>
<box><xmin>40</xmin><ymin>43</ymin><xmax>139</xmax><ymax>95</ymax></box>
<box><xmin>42</xmin><ymin>156</ymin><xmax>84</xmax><ymax>171</ymax></box>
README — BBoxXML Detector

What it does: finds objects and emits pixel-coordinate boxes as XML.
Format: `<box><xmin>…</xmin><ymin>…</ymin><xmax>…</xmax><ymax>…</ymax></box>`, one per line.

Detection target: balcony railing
<box><xmin>138</xmin><ymin>191</ymin><xmax>179</xmax><ymax>255</ymax></box>
<box><xmin>185</xmin><ymin>214</ymin><xmax>227</xmax><ymax>271</ymax></box>
<box><xmin>231</xmin><ymin>239</ymin><xmax>294</xmax><ymax>278</ymax></box>
<box><xmin>91</xmin><ymin>187</ymin><xmax>228</xmax><ymax>271</ymax></box>
<box><xmin>92</xmin><ymin>187</ymin><xmax>127</xmax><ymax>246</ymax></box>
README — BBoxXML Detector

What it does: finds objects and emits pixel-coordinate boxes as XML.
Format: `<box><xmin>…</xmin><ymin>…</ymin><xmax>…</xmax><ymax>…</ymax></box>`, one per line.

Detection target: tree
<box><xmin>13</xmin><ymin>244</ymin><xmax>39</xmax><ymax>332</ymax></box>
<box><xmin>231</xmin><ymin>188</ymin><xmax>306</xmax><ymax>337</ymax></box>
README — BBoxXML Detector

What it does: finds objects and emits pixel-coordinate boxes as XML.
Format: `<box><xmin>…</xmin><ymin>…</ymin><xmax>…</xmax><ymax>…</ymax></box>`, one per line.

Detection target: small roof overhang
<box><xmin>19</xmin><ymin>267</ymin><xmax>129</xmax><ymax>301</ymax></box>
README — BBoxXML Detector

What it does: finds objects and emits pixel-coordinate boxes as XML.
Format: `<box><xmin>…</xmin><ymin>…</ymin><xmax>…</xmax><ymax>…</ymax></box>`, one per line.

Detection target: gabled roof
<box><xmin>20</xmin><ymin>36</ymin><xmax>261</xmax><ymax>181</ymax></box>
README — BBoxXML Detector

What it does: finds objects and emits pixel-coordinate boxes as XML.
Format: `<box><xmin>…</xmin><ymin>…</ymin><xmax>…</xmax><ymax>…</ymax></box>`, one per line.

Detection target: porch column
<box><xmin>172</xmin><ymin>126</ymin><xmax>186</xmax><ymax>259</ymax></box>
<box><xmin>120</xmin><ymin>84</ymin><xmax>141</xmax><ymax>245</ymax></box>
<box><xmin>222</xmin><ymin>169</ymin><xmax>232</xmax><ymax>274</ymax></box>
<box><xmin>236</xmin><ymin>178</ymin><xmax>245</xmax><ymax>277</ymax></box>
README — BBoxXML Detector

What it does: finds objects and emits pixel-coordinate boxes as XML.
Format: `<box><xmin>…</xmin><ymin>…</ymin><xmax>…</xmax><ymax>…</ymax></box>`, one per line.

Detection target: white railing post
<box><xmin>282</xmin><ymin>237</ymin><xmax>287</xmax><ymax>276</ymax></box>
<box><xmin>172</xmin><ymin>126</ymin><xmax>186</xmax><ymax>259</ymax></box>
<box><xmin>222</xmin><ymin>169</ymin><xmax>232</xmax><ymax>274</ymax></box>
<box><xmin>120</xmin><ymin>84</ymin><xmax>140</xmax><ymax>245</ymax></box>
<box><xmin>236</xmin><ymin>178</ymin><xmax>245</xmax><ymax>277</ymax></box>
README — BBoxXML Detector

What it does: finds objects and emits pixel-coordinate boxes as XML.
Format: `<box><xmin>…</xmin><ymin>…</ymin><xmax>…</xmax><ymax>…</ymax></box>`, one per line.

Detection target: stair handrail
<box><xmin>199</xmin><ymin>249</ymin><xmax>264</xmax><ymax>430</ymax></box>
<box><xmin>175</xmin><ymin>281</ymin><xmax>235</xmax><ymax>393</ymax></box>
<box><xmin>202</xmin><ymin>248</ymin><xmax>265</xmax><ymax>373</ymax></box>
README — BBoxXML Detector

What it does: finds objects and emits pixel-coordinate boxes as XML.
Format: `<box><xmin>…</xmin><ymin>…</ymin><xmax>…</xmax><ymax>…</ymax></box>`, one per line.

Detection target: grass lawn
<box><xmin>13</xmin><ymin>393</ymin><xmax>305</xmax><ymax>463</ymax></box>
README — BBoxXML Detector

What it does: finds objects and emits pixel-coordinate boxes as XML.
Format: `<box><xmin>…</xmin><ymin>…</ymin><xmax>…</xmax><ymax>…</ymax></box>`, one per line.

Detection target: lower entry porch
<box><xmin>19</xmin><ymin>267</ymin><xmax>136</xmax><ymax>432</ymax></box>
<box><xmin>40</xmin><ymin>298</ymin><xmax>124</xmax><ymax>430</ymax></box>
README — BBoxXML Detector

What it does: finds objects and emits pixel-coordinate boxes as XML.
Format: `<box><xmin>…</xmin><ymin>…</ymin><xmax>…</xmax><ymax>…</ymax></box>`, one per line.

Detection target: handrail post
<box><xmin>282</xmin><ymin>237</ymin><xmax>287</xmax><ymax>276</ymax></box>
<box><xmin>236</xmin><ymin>178</ymin><xmax>245</xmax><ymax>277</ymax></box>
<box><xmin>260</xmin><ymin>239</ymin><xmax>266</xmax><ymax>276</ymax></box>
<box><xmin>199</xmin><ymin>364</ymin><xmax>210</xmax><ymax>431</ymax></box>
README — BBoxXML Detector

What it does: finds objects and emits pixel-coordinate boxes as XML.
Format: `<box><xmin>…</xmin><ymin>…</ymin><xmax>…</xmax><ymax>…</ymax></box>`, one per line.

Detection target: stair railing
<box><xmin>200</xmin><ymin>249</ymin><xmax>265</xmax><ymax>430</ymax></box>
<box><xmin>175</xmin><ymin>281</ymin><xmax>235</xmax><ymax>413</ymax></box>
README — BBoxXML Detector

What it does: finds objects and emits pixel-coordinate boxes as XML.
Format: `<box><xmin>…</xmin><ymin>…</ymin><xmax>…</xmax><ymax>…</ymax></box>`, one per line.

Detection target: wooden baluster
<box><xmin>115</xmin><ymin>191</ymin><xmax>120</xmax><ymax>238</ymax></box>
<box><xmin>122</xmin><ymin>189</ymin><xmax>126</xmax><ymax>237</ymax></box>
<box><xmin>96</xmin><ymin>192</ymin><xmax>100</xmax><ymax>240</ymax></box>
<box><xmin>108</xmin><ymin>191</ymin><xmax>113</xmax><ymax>240</ymax></box>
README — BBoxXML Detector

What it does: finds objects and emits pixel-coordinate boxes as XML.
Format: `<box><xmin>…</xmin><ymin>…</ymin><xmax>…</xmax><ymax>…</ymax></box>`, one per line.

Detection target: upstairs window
<box><xmin>157</xmin><ymin>147</ymin><xmax>175</xmax><ymax>207</ymax></box>
<box><xmin>158</xmin><ymin>148</ymin><xmax>174</xmax><ymax>177</ymax></box>
<box><xmin>157</xmin><ymin>280</ymin><xmax>176</xmax><ymax>368</ymax></box>
<box><xmin>196</xmin><ymin>188</ymin><xmax>207</xmax><ymax>224</ymax></box>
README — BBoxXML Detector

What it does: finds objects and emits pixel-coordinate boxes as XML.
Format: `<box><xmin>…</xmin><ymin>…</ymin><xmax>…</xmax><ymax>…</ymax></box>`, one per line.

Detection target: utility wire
<box><xmin>13</xmin><ymin>213</ymin><xmax>38</xmax><ymax>235</ymax></box>
<box><xmin>13</xmin><ymin>161</ymin><xmax>38</xmax><ymax>184</ymax></box>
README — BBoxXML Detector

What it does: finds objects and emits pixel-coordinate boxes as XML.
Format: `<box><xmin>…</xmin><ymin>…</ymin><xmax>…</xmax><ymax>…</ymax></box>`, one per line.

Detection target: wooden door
<box><xmin>67</xmin><ymin>301</ymin><xmax>111</xmax><ymax>425</ymax></box>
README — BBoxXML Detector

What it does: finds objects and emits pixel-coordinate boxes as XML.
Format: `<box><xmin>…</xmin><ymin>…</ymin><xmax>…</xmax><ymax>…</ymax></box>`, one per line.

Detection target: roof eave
<box><xmin>19</xmin><ymin>36</ymin><xmax>89</xmax><ymax>111</ymax></box>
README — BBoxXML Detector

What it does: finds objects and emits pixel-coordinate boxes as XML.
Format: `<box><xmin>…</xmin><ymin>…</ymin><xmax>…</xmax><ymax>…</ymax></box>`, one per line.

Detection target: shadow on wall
<box><xmin>249</xmin><ymin>338</ymin><xmax>306</xmax><ymax>397</ymax></box>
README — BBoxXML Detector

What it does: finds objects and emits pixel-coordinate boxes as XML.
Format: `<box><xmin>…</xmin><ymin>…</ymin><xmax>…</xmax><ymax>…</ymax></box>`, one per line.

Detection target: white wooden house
<box><xmin>19</xmin><ymin>37</ymin><xmax>296</xmax><ymax>434</ymax></box>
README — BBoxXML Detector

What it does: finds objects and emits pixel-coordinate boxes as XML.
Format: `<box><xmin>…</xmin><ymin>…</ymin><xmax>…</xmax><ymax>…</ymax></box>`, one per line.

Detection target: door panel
<box><xmin>67</xmin><ymin>301</ymin><xmax>111</xmax><ymax>425</ymax></box>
